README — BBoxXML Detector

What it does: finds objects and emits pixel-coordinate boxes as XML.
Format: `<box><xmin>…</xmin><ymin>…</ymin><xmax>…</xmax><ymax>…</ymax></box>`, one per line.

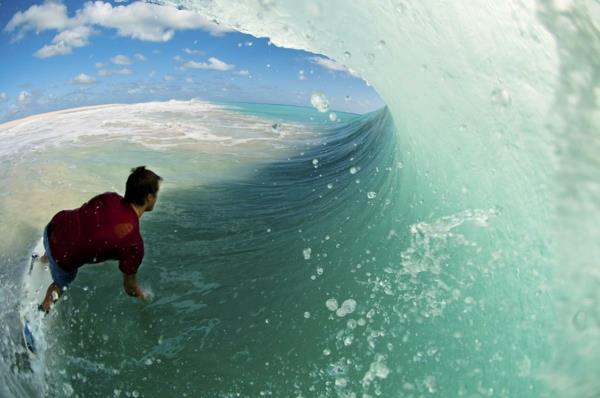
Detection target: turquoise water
<box><xmin>0</xmin><ymin>100</ymin><xmax>554</xmax><ymax>397</ymax></box>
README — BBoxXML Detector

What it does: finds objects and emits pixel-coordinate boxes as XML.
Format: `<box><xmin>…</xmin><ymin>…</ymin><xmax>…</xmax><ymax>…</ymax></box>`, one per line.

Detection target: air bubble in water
<box><xmin>374</xmin><ymin>362</ymin><xmax>390</xmax><ymax>379</ymax></box>
<box><xmin>350</xmin><ymin>166</ymin><xmax>358</xmax><ymax>174</ymax></box>
<box><xmin>304</xmin><ymin>311</ymin><xmax>311</xmax><ymax>319</ymax></box>
<box><xmin>326</xmin><ymin>298</ymin><xmax>339</xmax><ymax>311</ymax></box>
<box><xmin>311</xmin><ymin>91</ymin><xmax>330</xmax><ymax>112</ymax></box>
<box><xmin>329</xmin><ymin>112</ymin><xmax>337</xmax><ymax>122</ymax></box>
<box><xmin>395</xmin><ymin>1</ymin><xmax>407</xmax><ymax>14</ymax></box>
<box><xmin>367</xmin><ymin>191</ymin><xmax>377</xmax><ymax>199</ymax></box>
<box><xmin>491</xmin><ymin>88</ymin><xmax>512</xmax><ymax>107</ymax></box>
<box><xmin>303</xmin><ymin>248</ymin><xmax>312</xmax><ymax>260</ymax></box>
<box><xmin>336</xmin><ymin>299</ymin><xmax>357</xmax><ymax>317</ymax></box>
<box><xmin>335</xmin><ymin>377</ymin><xmax>348</xmax><ymax>387</ymax></box>
<box><xmin>327</xmin><ymin>183</ymin><xmax>333</xmax><ymax>189</ymax></box>
<box><xmin>343</xmin><ymin>51</ymin><xmax>351</xmax><ymax>59</ymax></box>
<box><xmin>376</xmin><ymin>40</ymin><xmax>386</xmax><ymax>49</ymax></box>
<box><xmin>573</xmin><ymin>309</ymin><xmax>588</xmax><ymax>330</ymax></box>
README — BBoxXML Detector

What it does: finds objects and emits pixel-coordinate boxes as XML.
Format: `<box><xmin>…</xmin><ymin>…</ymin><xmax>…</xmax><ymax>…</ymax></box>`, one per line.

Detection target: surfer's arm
<box><xmin>123</xmin><ymin>273</ymin><xmax>146</xmax><ymax>300</ymax></box>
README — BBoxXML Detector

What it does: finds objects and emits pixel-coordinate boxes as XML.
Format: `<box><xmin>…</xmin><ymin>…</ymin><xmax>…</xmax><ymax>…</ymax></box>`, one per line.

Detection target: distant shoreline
<box><xmin>0</xmin><ymin>104</ymin><xmax>125</xmax><ymax>130</ymax></box>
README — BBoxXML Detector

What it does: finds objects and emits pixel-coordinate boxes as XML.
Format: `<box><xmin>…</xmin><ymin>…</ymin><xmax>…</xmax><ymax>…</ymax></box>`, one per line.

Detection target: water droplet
<box><xmin>327</xmin><ymin>183</ymin><xmax>333</xmax><ymax>189</ymax></box>
<box><xmin>374</xmin><ymin>362</ymin><xmax>390</xmax><ymax>378</ymax></box>
<box><xmin>343</xmin><ymin>51</ymin><xmax>351</xmax><ymax>59</ymax></box>
<box><xmin>349</xmin><ymin>166</ymin><xmax>358</xmax><ymax>174</ymax></box>
<box><xmin>335</xmin><ymin>377</ymin><xmax>348</xmax><ymax>387</ymax></box>
<box><xmin>329</xmin><ymin>112</ymin><xmax>337</xmax><ymax>122</ymax></box>
<box><xmin>573</xmin><ymin>309</ymin><xmax>588</xmax><ymax>330</ymax></box>
<box><xmin>367</xmin><ymin>191</ymin><xmax>377</xmax><ymax>199</ymax></box>
<box><xmin>326</xmin><ymin>298</ymin><xmax>339</xmax><ymax>311</ymax></box>
<box><xmin>491</xmin><ymin>88</ymin><xmax>512</xmax><ymax>107</ymax></box>
<box><xmin>310</xmin><ymin>91</ymin><xmax>330</xmax><ymax>112</ymax></box>
<box><xmin>395</xmin><ymin>1</ymin><xmax>407</xmax><ymax>14</ymax></box>
<box><xmin>323</xmin><ymin>348</ymin><xmax>331</xmax><ymax>356</ymax></box>
<box><xmin>312</xmin><ymin>158</ymin><xmax>319</xmax><ymax>165</ymax></box>
<box><xmin>423</xmin><ymin>376</ymin><xmax>437</xmax><ymax>393</ymax></box>
<box><xmin>344</xmin><ymin>95</ymin><xmax>351</xmax><ymax>102</ymax></box>
<box><xmin>303</xmin><ymin>248</ymin><xmax>312</xmax><ymax>260</ymax></box>
<box><xmin>336</xmin><ymin>299</ymin><xmax>357</xmax><ymax>317</ymax></box>
<box><xmin>304</xmin><ymin>311</ymin><xmax>311</xmax><ymax>319</ymax></box>
<box><xmin>376</xmin><ymin>40</ymin><xmax>386</xmax><ymax>49</ymax></box>
<box><xmin>316</xmin><ymin>267</ymin><xmax>323</xmax><ymax>275</ymax></box>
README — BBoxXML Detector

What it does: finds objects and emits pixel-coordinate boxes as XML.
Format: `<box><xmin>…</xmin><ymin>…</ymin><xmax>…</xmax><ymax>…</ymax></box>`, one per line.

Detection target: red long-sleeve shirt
<box><xmin>48</xmin><ymin>192</ymin><xmax>144</xmax><ymax>275</ymax></box>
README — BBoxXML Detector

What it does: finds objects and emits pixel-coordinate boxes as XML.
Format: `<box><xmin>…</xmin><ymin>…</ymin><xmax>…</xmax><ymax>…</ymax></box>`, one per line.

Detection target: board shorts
<box><xmin>43</xmin><ymin>223</ymin><xmax>77</xmax><ymax>290</ymax></box>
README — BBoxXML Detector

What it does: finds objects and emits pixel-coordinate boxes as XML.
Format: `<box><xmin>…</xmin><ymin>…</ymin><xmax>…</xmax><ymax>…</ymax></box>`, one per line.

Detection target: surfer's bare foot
<box><xmin>40</xmin><ymin>282</ymin><xmax>61</xmax><ymax>313</ymax></box>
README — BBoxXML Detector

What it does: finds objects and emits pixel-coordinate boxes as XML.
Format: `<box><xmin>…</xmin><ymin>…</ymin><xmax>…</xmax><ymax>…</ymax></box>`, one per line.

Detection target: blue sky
<box><xmin>0</xmin><ymin>0</ymin><xmax>384</xmax><ymax>123</ymax></box>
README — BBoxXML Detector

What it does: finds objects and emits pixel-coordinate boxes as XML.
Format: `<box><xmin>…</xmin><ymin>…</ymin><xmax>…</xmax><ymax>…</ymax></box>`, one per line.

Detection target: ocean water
<box><xmin>0</xmin><ymin>1</ymin><xmax>598</xmax><ymax>398</ymax></box>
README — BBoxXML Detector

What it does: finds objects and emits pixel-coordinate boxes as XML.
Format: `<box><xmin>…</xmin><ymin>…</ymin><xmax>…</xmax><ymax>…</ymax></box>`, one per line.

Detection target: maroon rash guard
<box><xmin>48</xmin><ymin>192</ymin><xmax>144</xmax><ymax>275</ymax></box>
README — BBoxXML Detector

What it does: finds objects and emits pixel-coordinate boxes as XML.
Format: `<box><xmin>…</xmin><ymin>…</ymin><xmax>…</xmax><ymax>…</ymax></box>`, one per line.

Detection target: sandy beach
<box><xmin>0</xmin><ymin>104</ymin><xmax>124</xmax><ymax>131</ymax></box>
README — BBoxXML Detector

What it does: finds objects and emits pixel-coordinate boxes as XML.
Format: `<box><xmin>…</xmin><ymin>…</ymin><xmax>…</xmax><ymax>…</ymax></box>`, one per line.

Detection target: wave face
<box><xmin>155</xmin><ymin>1</ymin><xmax>600</xmax><ymax>396</ymax></box>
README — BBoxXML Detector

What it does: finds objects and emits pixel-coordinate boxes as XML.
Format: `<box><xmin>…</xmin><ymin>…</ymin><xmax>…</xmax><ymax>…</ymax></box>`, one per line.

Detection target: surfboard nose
<box><xmin>23</xmin><ymin>322</ymin><xmax>36</xmax><ymax>354</ymax></box>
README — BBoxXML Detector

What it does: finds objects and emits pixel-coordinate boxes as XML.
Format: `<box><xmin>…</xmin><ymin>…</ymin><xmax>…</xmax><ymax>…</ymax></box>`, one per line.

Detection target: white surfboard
<box><xmin>20</xmin><ymin>237</ymin><xmax>52</xmax><ymax>356</ymax></box>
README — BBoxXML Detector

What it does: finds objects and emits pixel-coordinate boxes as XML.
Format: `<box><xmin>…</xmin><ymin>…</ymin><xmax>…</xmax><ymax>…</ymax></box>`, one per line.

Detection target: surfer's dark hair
<box><xmin>124</xmin><ymin>166</ymin><xmax>162</xmax><ymax>205</ymax></box>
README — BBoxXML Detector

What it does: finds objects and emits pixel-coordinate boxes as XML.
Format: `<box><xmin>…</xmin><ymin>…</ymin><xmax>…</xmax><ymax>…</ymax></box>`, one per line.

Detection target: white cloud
<box><xmin>72</xmin><ymin>73</ymin><xmax>96</xmax><ymax>84</ymax></box>
<box><xmin>185</xmin><ymin>77</ymin><xmax>194</xmax><ymax>83</ymax></box>
<box><xmin>34</xmin><ymin>26</ymin><xmax>93</xmax><ymax>58</ymax></box>
<box><xmin>234</xmin><ymin>69</ymin><xmax>250</xmax><ymax>76</ymax></box>
<box><xmin>95</xmin><ymin>62</ymin><xmax>106</xmax><ymax>68</ymax></box>
<box><xmin>17</xmin><ymin>91</ymin><xmax>31</xmax><ymax>103</ymax></box>
<box><xmin>173</xmin><ymin>55</ymin><xmax>184</xmax><ymax>62</ymax></box>
<box><xmin>134</xmin><ymin>53</ymin><xmax>146</xmax><ymax>61</ymax></box>
<box><xmin>164</xmin><ymin>75</ymin><xmax>174</xmax><ymax>81</ymax></box>
<box><xmin>4</xmin><ymin>2</ymin><xmax>71</xmax><ymax>41</ymax></box>
<box><xmin>75</xmin><ymin>1</ymin><xmax>230</xmax><ymax>40</ymax></box>
<box><xmin>6</xmin><ymin>1</ymin><xmax>231</xmax><ymax>58</ymax></box>
<box><xmin>308</xmin><ymin>56</ymin><xmax>360</xmax><ymax>78</ymax></box>
<box><xmin>298</xmin><ymin>70</ymin><xmax>307</xmax><ymax>80</ymax></box>
<box><xmin>0</xmin><ymin>92</ymin><xmax>7</xmax><ymax>102</ymax></box>
<box><xmin>111</xmin><ymin>54</ymin><xmax>131</xmax><ymax>65</ymax></box>
<box><xmin>97</xmin><ymin>68</ymin><xmax>132</xmax><ymax>77</ymax></box>
<box><xmin>183</xmin><ymin>57</ymin><xmax>234</xmax><ymax>71</ymax></box>
<box><xmin>184</xmin><ymin>47</ymin><xmax>203</xmax><ymax>55</ymax></box>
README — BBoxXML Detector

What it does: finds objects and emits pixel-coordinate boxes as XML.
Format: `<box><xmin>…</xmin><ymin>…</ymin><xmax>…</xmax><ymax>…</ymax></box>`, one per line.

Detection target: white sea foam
<box><xmin>0</xmin><ymin>100</ymin><xmax>314</xmax><ymax>157</ymax></box>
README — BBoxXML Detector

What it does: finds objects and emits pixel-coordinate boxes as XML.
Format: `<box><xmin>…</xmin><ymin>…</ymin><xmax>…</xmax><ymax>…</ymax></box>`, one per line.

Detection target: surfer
<box><xmin>38</xmin><ymin>166</ymin><xmax>162</xmax><ymax>313</ymax></box>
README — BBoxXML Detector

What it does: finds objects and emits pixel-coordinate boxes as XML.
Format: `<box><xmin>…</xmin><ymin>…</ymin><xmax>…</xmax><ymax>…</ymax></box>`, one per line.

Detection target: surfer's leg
<box><xmin>40</xmin><ymin>253</ymin><xmax>48</xmax><ymax>264</ymax></box>
<box><xmin>40</xmin><ymin>282</ymin><xmax>61</xmax><ymax>313</ymax></box>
